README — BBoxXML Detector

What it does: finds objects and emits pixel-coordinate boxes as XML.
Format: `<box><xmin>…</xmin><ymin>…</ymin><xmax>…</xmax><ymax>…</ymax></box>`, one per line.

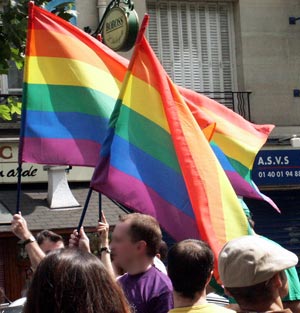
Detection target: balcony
<box><xmin>200</xmin><ymin>91</ymin><xmax>252</xmax><ymax>121</ymax></box>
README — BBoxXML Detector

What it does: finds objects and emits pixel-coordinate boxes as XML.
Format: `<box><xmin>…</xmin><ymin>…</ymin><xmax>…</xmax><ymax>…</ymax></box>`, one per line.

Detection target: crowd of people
<box><xmin>8</xmin><ymin>211</ymin><xmax>300</xmax><ymax>313</ymax></box>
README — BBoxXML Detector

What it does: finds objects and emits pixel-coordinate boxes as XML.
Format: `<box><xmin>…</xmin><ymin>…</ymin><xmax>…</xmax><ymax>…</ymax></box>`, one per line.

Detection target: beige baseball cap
<box><xmin>218</xmin><ymin>235</ymin><xmax>298</xmax><ymax>288</ymax></box>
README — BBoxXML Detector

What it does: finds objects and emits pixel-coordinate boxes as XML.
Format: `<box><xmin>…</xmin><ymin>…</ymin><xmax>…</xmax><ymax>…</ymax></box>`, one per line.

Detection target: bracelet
<box><xmin>100</xmin><ymin>247</ymin><xmax>111</xmax><ymax>254</ymax></box>
<box><xmin>22</xmin><ymin>235</ymin><xmax>36</xmax><ymax>246</ymax></box>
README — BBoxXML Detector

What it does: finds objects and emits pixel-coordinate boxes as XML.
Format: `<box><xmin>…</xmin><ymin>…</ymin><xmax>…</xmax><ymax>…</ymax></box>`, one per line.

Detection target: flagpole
<box><xmin>16</xmin><ymin>2</ymin><xmax>35</xmax><ymax>214</ymax></box>
<box><xmin>77</xmin><ymin>188</ymin><xmax>93</xmax><ymax>232</ymax></box>
<box><xmin>98</xmin><ymin>193</ymin><xmax>102</xmax><ymax>222</ymax></box>
<box><xmin>16</xmin><ymin>164</ymin><xmax>22</xmax><ymax>214</ymax></box>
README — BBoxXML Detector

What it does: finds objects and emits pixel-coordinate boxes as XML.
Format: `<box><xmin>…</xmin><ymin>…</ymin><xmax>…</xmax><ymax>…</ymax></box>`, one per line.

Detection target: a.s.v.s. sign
<box><xmin>252</xmin><ymin>149</ymin><xmax>300</xmax><ymax>186</ymax></box>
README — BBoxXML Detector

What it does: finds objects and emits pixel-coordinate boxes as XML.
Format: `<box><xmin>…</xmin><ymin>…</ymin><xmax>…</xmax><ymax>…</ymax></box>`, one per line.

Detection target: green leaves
<box><xmin>0</xmin><ymin>104</ymin><xmax>12</xmax><ymax>120</ymax></box>
<box><xmin>0</xmin><ymin>0</ymin><xmax>76</xmax><ymax>74</ymax></box>
<box><xmin>0</xmin><ymin>96</ymin><xmax>22</xmax><ymax>120</ymax></box>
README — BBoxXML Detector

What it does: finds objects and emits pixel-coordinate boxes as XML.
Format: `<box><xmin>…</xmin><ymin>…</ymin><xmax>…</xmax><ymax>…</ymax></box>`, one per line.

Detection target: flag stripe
<box><xmin>204</xmin><ymin>107</ymin><xmax>271</xmax><ymax>142</ymax></box>
<box><xmin>122</xmin><ymin>75</ymin><xmax>170</xmax><ymax>133</ymax></box>
<box><xmin>165</xmin><ymin>82</ymin><xmax>228</xmax><ymax>245</ymax></box>
<box><xmin>24</xmin><ymin>84</ymin><xmax>115</xmax><ymax>117</ymax></box>
<box><xmin>25</xmin><ymin>57</ymin><xmax>121</xmax><ymax>95</ymax></box>
<box><xmin>24</xmin><ymin>111</ymin><xmax>109</xmax><ymax>142</ymax></box>
<box><xmin>29</xmin><ymin>6</ymin><xmax>128</xmax><ymax>81</ymax></box>
<box><xmin>211</xmin><ymin>142</ymin><xmax>249</xmax><ymax>179</ymax></box>
<box><xmin>212</xmin><ymin>132</ymin><xmax>260</xmax><ymax>169</ymax></box>
<box><xmin>92</xmin><ymin>164</ymin><xmax>200</xmax><ymax>240</ymax></box>
<box><xmin>114</xmin><ymin>105</ymin><xmax>180</xmax><ymax>172</ymax></box>
<box><xmin>29</xmin><ymin>29</ymin><xmax>113</xmax><ymax>65</ymax></box>
<box><xmin>108</xmin><ymin>134</ymin><xmax>194</xmax><ymax>217</ymax></box>
<box><xmin>22</xmin><ymin>138</ymin><xmax>100</xmax><ymax>166</ymax></box>
<box><xmin>179</xmin><ymin>87</ymin><xmax>273</xmax><ymax>138</ymax></box>
<box><xmin>30</xmin><ymin>30</ymin><xmax>125</xmax><ymax>72</ymax></box>
<box><xmin>211</xmin><ymin>140</ymin><xmax>280</xmax><ymax>211</ymax></box>
<box><xmin>226</xmin><ymin>171</ymin><xmax>263</xmax><ymax>198</ymax></box>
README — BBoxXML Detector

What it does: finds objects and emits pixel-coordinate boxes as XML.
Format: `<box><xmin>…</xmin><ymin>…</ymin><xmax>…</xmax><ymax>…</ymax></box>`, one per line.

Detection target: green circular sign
<box><xmin>103</xmin><ymin>6</ymin><xmax>139</xmax><ymax>52</ymax></box>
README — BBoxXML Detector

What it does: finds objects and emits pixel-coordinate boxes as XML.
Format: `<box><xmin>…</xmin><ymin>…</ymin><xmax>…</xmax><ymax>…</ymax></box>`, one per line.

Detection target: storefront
<box><xmin>248</xmin><ymin>147</ymin><xmax>300</xmax><ymax>271</ymax></box>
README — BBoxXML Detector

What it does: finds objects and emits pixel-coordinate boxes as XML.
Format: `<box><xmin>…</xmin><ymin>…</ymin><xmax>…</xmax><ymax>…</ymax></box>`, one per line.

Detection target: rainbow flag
<box><xmin>20</xmin><ymin>4</ymin><xmax>275</xmax><ymax>212</ymax></box>
<box><xmin>20</xmin><ymin>3</ymin><xmax>127</xmax><ymax>166</ymax></box>
<box><xmin>20</xmin><ymin>4</ymin><xmax>213</xmax><ymax>167</ymax></box>
<box><xmin>180</xmin><ymin>88</ymin><xmax>277</xmax><ymax>209</ymax></box>
<box><xmin>90</xmin><ymin>26</ymin><xmax>251</xmax><ymax>278</ymax></box>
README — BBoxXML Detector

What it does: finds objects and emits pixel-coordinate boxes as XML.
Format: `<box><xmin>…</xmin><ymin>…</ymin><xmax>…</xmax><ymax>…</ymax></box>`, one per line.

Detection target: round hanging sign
<box><xmin>102</xmin><ymin>6</ymin><xmax>139</xmax><ymax>51</ymax></box>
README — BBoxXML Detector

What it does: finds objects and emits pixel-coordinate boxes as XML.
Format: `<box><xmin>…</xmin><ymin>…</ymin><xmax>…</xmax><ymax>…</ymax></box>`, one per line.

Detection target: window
<box><xmin>146</xmin><ymin>1</ymin><xmax>236</xmax><ymax>92</ymax></box>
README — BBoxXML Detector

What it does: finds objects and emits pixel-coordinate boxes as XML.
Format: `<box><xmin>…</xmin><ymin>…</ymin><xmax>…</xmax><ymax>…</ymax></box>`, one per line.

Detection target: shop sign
<box><xmin>252</xmin><ymin>149</ymin><xmax>300</xmax><ymax>186</ymax></box>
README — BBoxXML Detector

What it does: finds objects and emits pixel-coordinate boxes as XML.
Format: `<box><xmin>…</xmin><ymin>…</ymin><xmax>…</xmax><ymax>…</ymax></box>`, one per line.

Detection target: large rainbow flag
<box><xmin>20</xmin><ymin>5</ymin><xmax>276</xmax><ymax>213</ymax></box>
<box><xmin>20</xmin><ymin>4</ymin><xmax>275</xmax><ymax>209</ymax></box>
<box><xmin>90</xmin><ymin>23</ymin><xmax>252</xmax><ymax>278</ymax></box>
<box><xmin>19</xmin><ymin>3</ymin><xmax>127</xmax><ymax>166</ymax></box>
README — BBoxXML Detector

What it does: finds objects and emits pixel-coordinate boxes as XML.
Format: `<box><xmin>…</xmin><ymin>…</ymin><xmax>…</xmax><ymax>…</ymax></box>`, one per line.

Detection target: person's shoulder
<box><xmin>153</xmin><ymin>256</ymin><xmax>167</xmax><ymax>274</ymax></box>
<box><xmin>203</xmin><ymin>303</ymin><xmax>236</xmax><ymax>313</ymax></box>
<box><xmin>237</xmin><ymin>309</ymin><xmax>293</xmax><ymax>313</ymax></box>
<box><xmin>117</xmin><ymin>272</ymin><xmax>129</xmax><ymax>283</ymax></box>
<box><xmin>148</xmin><ymin>266</ymin><xmax>172</xmax><ymax>286</ymax></box>
<box><xmin>168</xmin><ymin>303</ymin><xmax>235</xmax><ymax>313</ymax></box>
<box><xmin>205</xmin><ymin>303</ymin><xmax>235</xmax><ymax>313</ymax></box>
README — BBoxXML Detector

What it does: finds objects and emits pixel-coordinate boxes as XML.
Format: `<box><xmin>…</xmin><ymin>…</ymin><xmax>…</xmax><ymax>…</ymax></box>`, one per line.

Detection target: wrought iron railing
<box><xmin>199</xmin><ymin>91</ymin><xmax>252</xmax><ymax>121</ymax></box>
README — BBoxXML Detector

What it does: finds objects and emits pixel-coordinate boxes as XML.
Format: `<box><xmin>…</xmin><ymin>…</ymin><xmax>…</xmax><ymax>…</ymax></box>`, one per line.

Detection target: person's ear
<box><xmin>272</xmin><ymin>273</ymin><xmax>282</xmax><ymax>289</ymax></box>
<box><xmin>205</xmin><ymin>270</ymin><xmax>214</xmax><ymax>287</ymax></box>
<box><xmin>136</xmin><ymin>240</ymin><xmax>147</xmax><ymax>253</ymax></box>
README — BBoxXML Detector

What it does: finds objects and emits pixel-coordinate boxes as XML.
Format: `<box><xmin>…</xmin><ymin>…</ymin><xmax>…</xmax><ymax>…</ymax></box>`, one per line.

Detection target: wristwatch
<box><xmin>100</xmin><ymin>247</ymin><xmax>111</xmax><ymax>254</ymax></box>
<box><xmin>22</xmin><ymin>235</ymin><xmax>36</xmax><ymax>246</ymax></box>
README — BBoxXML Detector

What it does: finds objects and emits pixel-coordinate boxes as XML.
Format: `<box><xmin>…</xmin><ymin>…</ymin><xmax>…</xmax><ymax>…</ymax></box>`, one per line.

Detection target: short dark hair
<box><xmin>167</xmin><ymin>239</ymin><xmax>214</xmax><ymax>299</ymax></box>
<box><xmin>157</xmin><ymin>240</ymin><xmax>168</xmax><ymax>262</ymax></box>
<box><xmin>119</xmin><ymin>213</ymin><xmax>162</xmax><ymax>257</ymax></box>
<box><xmin>36</xmin><ymin>230</ymin><xmax>64</xmax><ymax>246</ymax></box>
<box><xmin>226</xmin><ymin>273</ymin><xmax>281</xmax><ymax>306</ymax></box>
<box><xmin>24</xmin><ymin>249</ymin><xmax>130</xmax><ymax>313</ymax></box>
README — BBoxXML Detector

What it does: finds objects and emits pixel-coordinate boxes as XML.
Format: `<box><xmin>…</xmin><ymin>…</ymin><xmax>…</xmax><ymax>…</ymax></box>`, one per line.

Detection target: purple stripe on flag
<box><xmin>91</xmin><ymin>165</ymin><xmax>200</xmax><ymax>240</ymax></box>
<box><xmin>21</xmin><ymin>138</ymin><xmax>101</xmax><ymax>167</ymax></box>
<box><xmin>226</xmin><ymin>171</ymin><xmax>280</xmax><ymax>212</ymax></box>
<box><xmin>226</xmin><ymin>171</ymin><xmax>263</xmax><ymax>199</ymax></box>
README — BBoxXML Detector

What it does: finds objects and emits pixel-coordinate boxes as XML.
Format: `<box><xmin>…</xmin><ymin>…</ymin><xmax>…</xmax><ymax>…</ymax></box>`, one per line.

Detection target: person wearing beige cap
<box><xmin>218</xmin><ymin>235</ymin><xmax>298</xmax><ymax>313</ymax></box>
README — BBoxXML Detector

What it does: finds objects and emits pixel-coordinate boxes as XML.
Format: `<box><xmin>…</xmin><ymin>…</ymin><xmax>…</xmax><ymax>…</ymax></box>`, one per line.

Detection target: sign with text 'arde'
<box><xmin>252</xmin><ymin>149</ymin><xmax>300</xmax><ymax>186</ymax></box>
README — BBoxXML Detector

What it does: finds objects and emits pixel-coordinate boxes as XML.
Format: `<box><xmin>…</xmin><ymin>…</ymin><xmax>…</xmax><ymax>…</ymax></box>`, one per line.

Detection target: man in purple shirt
<box><xmin>70</xmin><ymin>212</ymin><xmax>174</xmax><ymax>313</ymax></box>
<box><xmin>109</xmin><ymin>213</ymin><xmax>173</xmax><ymax>313</ymax></box>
